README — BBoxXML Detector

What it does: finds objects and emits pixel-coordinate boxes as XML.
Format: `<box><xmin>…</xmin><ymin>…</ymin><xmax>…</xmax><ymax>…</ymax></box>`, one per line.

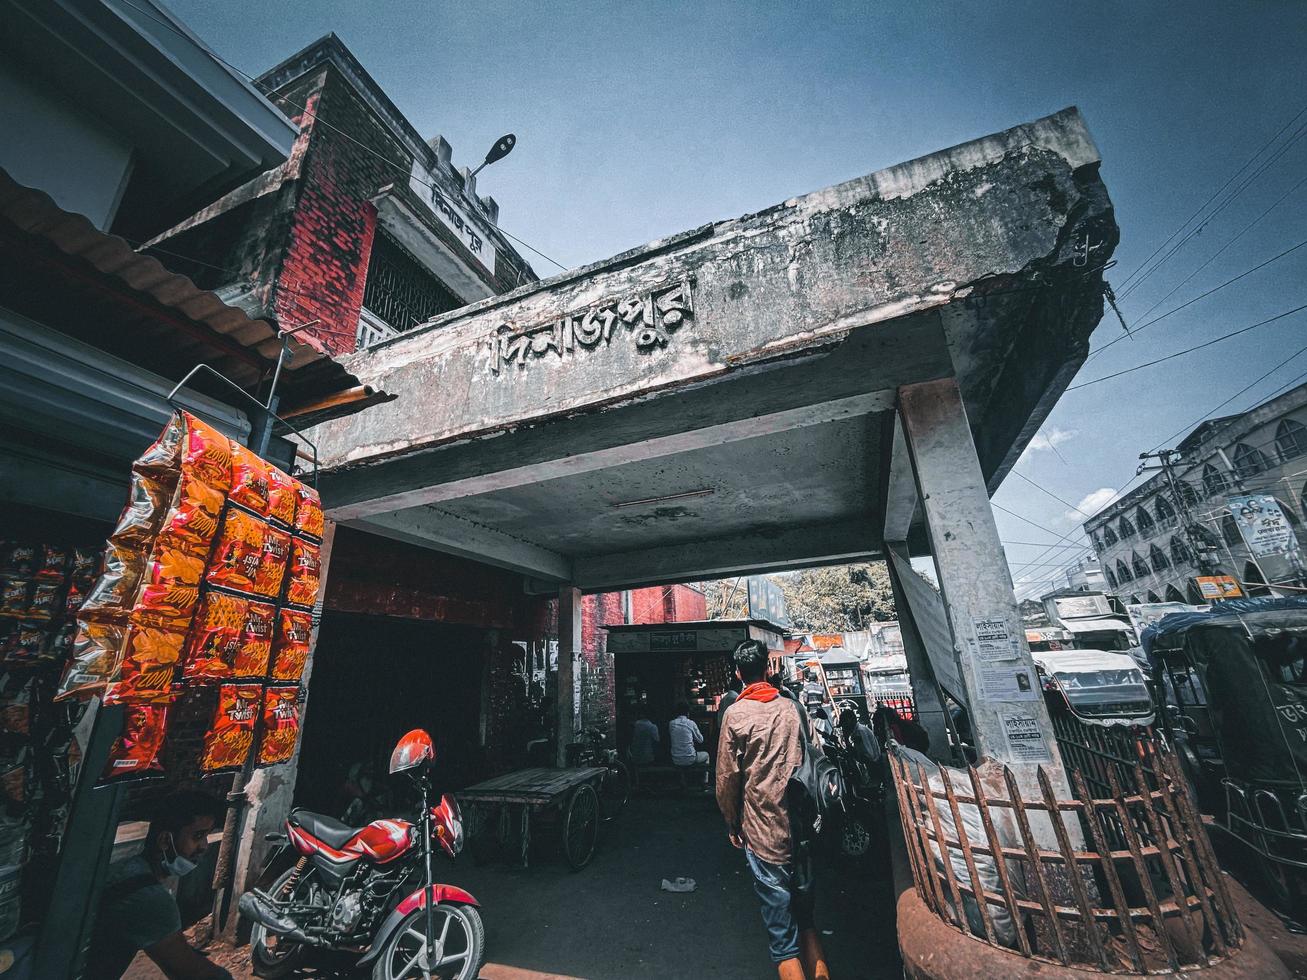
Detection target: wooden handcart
<box><xmin>457</xmin><ymin>766</ymin><xmax>605</xmax><ymax>870</ymax></box>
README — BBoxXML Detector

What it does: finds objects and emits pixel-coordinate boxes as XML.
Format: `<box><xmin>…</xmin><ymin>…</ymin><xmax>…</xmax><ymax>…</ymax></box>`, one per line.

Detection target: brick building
<box><xmin>1084</xmin><ymin>379</ymin><xmax>1307</xmax><ymax>604</ymax></box>
<box><xmin>149</xmin><ymin>34</ymin><xmax>715</xmax><ymax>812</ymax></box>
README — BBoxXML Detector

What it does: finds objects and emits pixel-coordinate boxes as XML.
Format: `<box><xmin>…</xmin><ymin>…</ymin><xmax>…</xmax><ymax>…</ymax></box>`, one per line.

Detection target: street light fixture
<box><xmin>469</xmin><ymin>133</ymin><xmax>516</xmax><ymax>179</ymax></box>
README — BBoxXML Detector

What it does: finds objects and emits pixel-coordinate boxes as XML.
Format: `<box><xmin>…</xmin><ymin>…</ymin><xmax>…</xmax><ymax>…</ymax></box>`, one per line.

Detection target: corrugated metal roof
<box><xmin>0</xmin><ymin>167</ymin><xmax>330</xmax><ymax>367</ymax></box>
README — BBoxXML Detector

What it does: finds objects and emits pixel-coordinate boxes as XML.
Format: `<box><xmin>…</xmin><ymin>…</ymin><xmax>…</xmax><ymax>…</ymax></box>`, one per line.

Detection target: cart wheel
<box><xmin>600</xmin><ymin>760</ymin><xmax>630</xmax><ymax>821</ymax></box>
<box><xmin>563</xmin><ymin>783</ymin><xmax>599</xmax><ymax>870</ymax></box>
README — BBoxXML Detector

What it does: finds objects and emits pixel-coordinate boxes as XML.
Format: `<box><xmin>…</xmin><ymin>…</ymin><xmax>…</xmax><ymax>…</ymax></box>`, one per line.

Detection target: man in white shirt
<box><xmin>669</xmin><ymin>701</ymin><xmax>709</xmax><ymax>786</ymax></box>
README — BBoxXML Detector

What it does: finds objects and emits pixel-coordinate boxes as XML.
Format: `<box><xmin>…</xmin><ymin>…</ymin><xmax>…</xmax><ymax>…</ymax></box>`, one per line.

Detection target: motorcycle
<box><xmin>815</xmin><ymin>706</ymin><xmax>884</xmax><ymax>861</ymax></box>
<box><xmin>239</xmin><ymin>729</ymin><xmax>485</xmax><ymax>979</ymax></box>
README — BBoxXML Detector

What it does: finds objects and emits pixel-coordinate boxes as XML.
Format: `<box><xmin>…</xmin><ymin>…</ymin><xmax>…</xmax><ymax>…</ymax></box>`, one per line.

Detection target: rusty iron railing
<box><xmin>890</xmin><ymin>737</ymin><xmax>1242</xmax><ymax>973</ymax></box>
<box><xmin>1050</xmin><ymin>713</ymin><xmax>1158</xmax><ymax>799</ymax></box>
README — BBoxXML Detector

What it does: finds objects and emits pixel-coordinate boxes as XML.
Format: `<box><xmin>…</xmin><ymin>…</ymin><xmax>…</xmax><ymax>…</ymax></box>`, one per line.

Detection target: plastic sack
<box><xmin>258</xmin><ymin>685</ymin><xmax>300</xmax><ymax>766</ymax></box>
<box><xmin>270</xmin><ymin>608</ymin><xmax>312</xmax><ymax>682</ymax></box>
<box><xmin>181</xmin><ymin>591</ymin><xmax>247</xmax><ymax>682</ymax></box>
<box><xmin>285</xmin><ymin>538</ymin><xmax>321</xmax><ymax>609</ymax></box>
<box><xmin>200</xmin><ymin>683</ymin><xmax>260</xmax><ymax>773</ymax></box>
<box><xmin>101</xmin><ymin>704</ymin><xmax>168</xmax><ymax>782</ymax></box>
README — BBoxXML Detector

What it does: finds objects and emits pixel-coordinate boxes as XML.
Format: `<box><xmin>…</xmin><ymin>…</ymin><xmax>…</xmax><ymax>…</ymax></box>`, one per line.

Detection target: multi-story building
<box><xmin>147</xmin><ymin>33</ymin><xmax>537</xmax><ymax>357</ymax></box>
<box><xmin>1083</xmin><ymin>380</ymin><xmax>1307</xmax><ymax>604</ymax></box>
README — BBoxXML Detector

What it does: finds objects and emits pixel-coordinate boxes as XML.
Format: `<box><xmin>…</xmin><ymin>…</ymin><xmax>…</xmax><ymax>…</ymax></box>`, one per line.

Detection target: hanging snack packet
<box><xmin>113</xmin><ymin>473</ymin><xmax>173</xmax><ymax>548</ymax></box>
<box><xmin>293</xmin><ymin>483</ymin><xmax>323</xmax><ymax>539</ymax></box>
<box><xmin>161</xmin><ymin>473</ymin><xmax>225</xmax><ymax>552</ymax></box>
<box><xmin>258</xmin><ymin>685</ymin><xmax>300</xmax><ymax>766</ymax></box>
<box><xmin>55</xmin><ymin>621</ymin><xmax>126</xmax><ymax>700</ymax></box>
<box><xmin>70</xmin><ymin>547</ymin><xmax>100</xmax><ymax>582</ymax></box>
<box><xmin>0</xmin><ymin>676</ymin><xmax>33</xmax><ymax>735</ymax></box>
<box><xmin>1</xmin><ymin>545</ymin><xmax>35</xmax><ymax>578</ymax></box>
<box><xmin>271</xmin><ymin>608</ymin><xmax>312</xmax><ymax>682</ymax></box>
<box><xmin>34</xmin><ymin>545</ymin><xmax>68</xmax><ymax>581</ymax></box>
<box><xmin>102</xmin><ymin>625</ymin><xmax>185</xmax><ymax>705</ymax></box>
<box><xmin>101</xmin><ymin>704</ymin><xmax>168</xmax><ymax>782</ymax></box>
<box><xmin>27</xmin><ymin>580</ymin><xmax>63</xmax><ymax>621</ymax></box>
<box><xmin>135</xmin><ymin>548</ymin><xmax>205</xmax><ymax>627</ymax></box>
<box><xmin>0</xmin><ymin>580</ymin><xmax>29</xmax><ymax>619</ymax></box>
<box><xmin>78</xmin><ymin>541</ymin><xmax>144</xmax><ymax>624</ymax></box>
<box><xmin>285</xmin><ymin>538</ymin><xmax>321</xmax><ymax>609</ymax></box>
<box><xmin>3</xmin><ymin>625</ymin><xmax>48</xmax><ymax>665</ymax></box>
<box><xmin>229</xmin><ymin>444</ymin><xmax>272</xmax><ymax>516</ymax></box>
<box><xmin>266</xmin><ymin>466</ymin><xmax>298</xmax><ymax>528</ymax></box>
<box><xmin>233</xmin><ymin>601</ymin><xmax>275</xmax><ymax>678</ymax></box>
<box><xmin>200</xmin><ymin>683</ymin><xmax>260</xmax><ymax>773</ymax></box>
<box><xmin>207</xmin><ymin>508</ymin><xmax>265</xmax><ymax>594</ymax></box>
<box><xmin>182</xmin><ymin>592</ymin><xmax>247</xmax><ymax>682</ymax></box>
<box><xmin>179</xmin><ymin>413</ymin><xmax>233</xmax><ymax>492</ymax></box>
<box><xmin>134</xmin><ymin>412</ymin><xmax>186</xmax><ymax>478</ymax></box>
<box><xmin>252</xmin><ymin>526</ymin><xmax>291</xmax><ymax>600</ymax></box>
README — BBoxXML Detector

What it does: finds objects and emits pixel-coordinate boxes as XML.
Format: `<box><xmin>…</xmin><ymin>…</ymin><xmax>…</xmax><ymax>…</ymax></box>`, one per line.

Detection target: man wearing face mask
<box><xmin>88</xmin><ymin>789</ymin><xmax>232</xmax><ymax>979</ymax></box>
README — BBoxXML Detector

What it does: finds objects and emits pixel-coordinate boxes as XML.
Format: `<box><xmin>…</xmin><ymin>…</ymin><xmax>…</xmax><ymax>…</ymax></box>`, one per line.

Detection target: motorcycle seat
<box><xmin>289</xmin><ymin>809</ymin><xmax>359</xmax><ymax>850</ymax></box>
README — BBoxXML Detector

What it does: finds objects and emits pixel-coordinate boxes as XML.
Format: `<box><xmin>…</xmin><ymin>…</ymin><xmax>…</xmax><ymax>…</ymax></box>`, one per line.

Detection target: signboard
<box><xmin>1051</xmin><ymin>593</ymin><xmax>1111</xmax><ymax>621</ymax></box>
<box><xmin>1125</xmin><ymin>602</ymin><xmax>1208</xmax><ymax>639</ymax></box>
<box><xmin>999</xmin><ymin>709</ymin><xmax>1053</xmax><ymax>763</ymax></box>
<box><xmin>1227</xmin><ymin>495</ymin><xmax>1305</xmax><ymax>592</ymax></box>
<box><xmin>748</xmin><ymin>576</ymin><xmax>791</xmax><ymax>628</ymax></box>
<box><xmin>887</xmin><ymin>550</ymin><xmax>967</xmax><ymax>708</ymax></box>
<box><xmin>408</xmin><ymin>160</ymin><xmax>497</xmax><ymax>274</ymax></box>
<box><xmin>1195</xmin><ymin>575</ymin><xmax>1243</xmax><ymax>600</ymax></box>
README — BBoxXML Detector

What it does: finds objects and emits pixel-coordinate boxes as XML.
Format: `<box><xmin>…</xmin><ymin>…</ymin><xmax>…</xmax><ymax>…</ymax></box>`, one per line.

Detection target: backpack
<box><xmin>787</xmin><ymin>700</ymin><xmax>844</xmax><ymax>837</ymax></box>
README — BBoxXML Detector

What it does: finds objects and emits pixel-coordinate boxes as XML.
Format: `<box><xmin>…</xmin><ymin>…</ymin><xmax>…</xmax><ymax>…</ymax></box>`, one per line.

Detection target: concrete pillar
<box><xmin>898</xmin><ymin>378</ymin><xmax>1068</xmax><ymax>794</ymax></box>
<box><xmin>884</xmin><ymin>542</ymin><xmax>952</xmax><ymax>759</ymax></box>
<box><xmin>227</xmin><ymin>520</ymin><xmax>337</xmax><ymax>922</ymax></box>
<box><xmin>556</xmin><ymin>585</ymin><xmax>582</xmax><ymax>766</ymax></box>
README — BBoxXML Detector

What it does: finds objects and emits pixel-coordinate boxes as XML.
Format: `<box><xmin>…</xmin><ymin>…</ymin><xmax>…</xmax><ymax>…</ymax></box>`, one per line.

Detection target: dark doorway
<box><xmin>295</xmin><ymin>612</ymin><xmax>489</xmax><ymax>817</ymax></box>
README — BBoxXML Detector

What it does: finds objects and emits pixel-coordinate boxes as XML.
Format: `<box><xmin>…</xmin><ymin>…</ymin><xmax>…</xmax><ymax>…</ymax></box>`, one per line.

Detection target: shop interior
<box><xmin>293</xmin><ymin>612</ymin><xmax>491</xmax><ymax>820</ymax></box>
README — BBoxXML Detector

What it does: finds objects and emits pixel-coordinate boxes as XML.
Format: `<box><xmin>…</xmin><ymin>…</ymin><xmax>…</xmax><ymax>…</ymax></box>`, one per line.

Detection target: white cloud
<box><xmin>1017</xmin><ymin>426</ymin><xmax>1077</xmax><ymax>467</ymax></box>
<box><xmin>1070</xmin><ymin>487</ymin><xmax>1121</xmax><ymax>522</ymax></box>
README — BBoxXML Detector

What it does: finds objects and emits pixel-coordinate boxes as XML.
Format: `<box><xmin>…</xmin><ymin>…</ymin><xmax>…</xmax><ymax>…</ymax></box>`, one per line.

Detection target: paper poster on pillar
<box><xmin>970</xmin><ymin>617</ymin><xmax>1019</xmax><ymax>662</ymax></box>
<box><xmin>977</xmin><ymin>661</ymin><xmax>1039</xmax><ymax>702</ymax></box>
<box><xmin>999</xmin><ymin>709</ymin><xmax>1052</xmax><ymax>763</ymax></box>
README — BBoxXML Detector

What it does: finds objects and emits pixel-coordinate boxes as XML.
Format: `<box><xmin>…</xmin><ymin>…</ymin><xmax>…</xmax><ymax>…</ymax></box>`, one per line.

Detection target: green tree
<box><xmin>701</xmin><ymin>577</ymin><xmax>749</xmax><ymax>620</ymax></box>
<box><xmin>779</xmin><ymin>563</ymin><xmax>897</xmax><ymax>632</ymax></box>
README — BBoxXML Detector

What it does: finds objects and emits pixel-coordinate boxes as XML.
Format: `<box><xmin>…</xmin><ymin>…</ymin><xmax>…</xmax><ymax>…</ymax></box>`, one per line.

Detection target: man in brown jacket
<box><xmin>716</xmin><ymin>639</ymin><xmax>831</xmax><ymax>980</ymax></box>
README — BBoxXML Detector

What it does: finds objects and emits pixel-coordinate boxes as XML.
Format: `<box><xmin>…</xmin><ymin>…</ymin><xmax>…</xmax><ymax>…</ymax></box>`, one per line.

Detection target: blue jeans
<box><xmin>745</xmin><ymin>847</ymin><xmax>815</xmax><ymax>963</ymax></box>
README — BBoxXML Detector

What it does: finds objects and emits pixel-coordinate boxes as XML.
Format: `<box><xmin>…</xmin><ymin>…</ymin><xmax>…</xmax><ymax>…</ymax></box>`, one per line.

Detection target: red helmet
<box><xmin>389</xmin><ymin>729</ymin><xmax>435</xmax><ymax>774</ymax></box>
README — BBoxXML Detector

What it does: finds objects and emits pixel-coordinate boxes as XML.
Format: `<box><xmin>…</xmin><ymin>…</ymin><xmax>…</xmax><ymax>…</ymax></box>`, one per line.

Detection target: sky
<box><xmin>166</xmin><ymin>0</ymin><xmax>1307</xmax><ymax>599</ymax></box>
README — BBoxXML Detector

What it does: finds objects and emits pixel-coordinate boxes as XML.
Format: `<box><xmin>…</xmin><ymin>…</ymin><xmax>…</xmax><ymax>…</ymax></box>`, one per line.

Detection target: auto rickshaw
<box><xmin>1142</xmin><ymin>596</ymin><xmax>1307</xmax><ymax>912</ymax></box>
<box><xmin>1030</xmin><ymin>648</ymin><xmax>1156</xmax><ymax>727</ymax></box>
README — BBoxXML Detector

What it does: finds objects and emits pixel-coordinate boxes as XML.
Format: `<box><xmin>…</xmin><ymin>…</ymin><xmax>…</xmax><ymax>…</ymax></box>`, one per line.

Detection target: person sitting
<box><xmin>88</xmin><ymin>789</ymin><xmax>230</xmax><ymax>979</ymax></box>
<box><xmin>873</xmin><ymin>704</ymin><xmax>931</xmax><ymax>754</ymax></box>
<box><xmin>629</xmin><ymin>704</ymin><xmax>660</xmax><ymax>766</ymax></box>
<box><xmin>669</xmin><ymin>701</ymin><xmax>709</xmax><ymax>787</ymax></box>
<box><xmin>839</xmin><ymin>707</ymin><xmax>883</xmax><ymax>788</ymax></box>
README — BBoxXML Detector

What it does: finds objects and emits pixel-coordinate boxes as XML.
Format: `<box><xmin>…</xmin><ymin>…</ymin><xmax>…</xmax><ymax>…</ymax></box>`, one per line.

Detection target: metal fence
<box><xmin>1050</xmin><ymin>713</ymin><xmax>1157</xmax><ymax>799</ymax></box>
<box><xmin>889</xmin><ymin>737</ymin><xmax>1242</xmax><ymax>973</ymax></box>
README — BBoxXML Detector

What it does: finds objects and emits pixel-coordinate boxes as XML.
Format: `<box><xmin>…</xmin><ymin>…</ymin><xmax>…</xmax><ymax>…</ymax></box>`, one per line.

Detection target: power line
<box><xmin>991</xmin><ymin>501</ymin><xmax>1085</xmax><ymax>541</ymax></box>
<box><xmin>117</xmin><ymin>0</ymin><xmax>570</xmax><ymax>273</ymax></box>
<box><xmin>1066</xmin><ymin>303</ymin><xmax>1307</xmax><ymax>392</ymax></box>
<box><xmin>1113</xmin><ymin>102</ymin><xmax>1307</xmax><ymax>295</ymax></box>
<box><xmin>1009</xmin><ymin>468</ymin><xmax>1093</xmax><ymax>517</ymax></box>
<box><xmin>1086</xmin><ymin>236</ymin><xmax>1307</xmax><ymax>363</ymax></box>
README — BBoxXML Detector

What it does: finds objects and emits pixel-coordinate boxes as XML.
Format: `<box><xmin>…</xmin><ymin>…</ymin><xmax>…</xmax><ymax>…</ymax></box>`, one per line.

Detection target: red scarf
<box><xmin>738</xmin><ymin>681</ymin><xmax>778</xmax><ymax>703</ymax></box>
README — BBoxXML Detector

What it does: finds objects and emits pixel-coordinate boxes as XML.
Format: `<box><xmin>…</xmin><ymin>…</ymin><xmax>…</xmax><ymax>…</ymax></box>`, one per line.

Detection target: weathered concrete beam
<box><xmin>348</xmin><ymin>509</ymin><xmax>572</xmax><ymax>582</ymax></box>
<box><xmin>321</xmin><ymin>310</ymin><xmax>951</xmax><ymax>519</ymax></box>
<box><xmin>564</xmin><ymin>517</ymin><xmax>880</xmax><ymax>593</ymax></box>
<box><xmin>309</xmin><ymin>107</ymin><xmax>1116</xmax><ymax>499</ymax></box>
<box><xmin>882</xmin><ymin>412</ymin><xmax>918</xmax><ymax>545</ymax></box>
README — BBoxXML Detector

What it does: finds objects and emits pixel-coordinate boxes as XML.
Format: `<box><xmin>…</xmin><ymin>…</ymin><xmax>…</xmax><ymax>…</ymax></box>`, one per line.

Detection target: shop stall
<box><xmin>607</xmin><ymin>619</ymin><xmax>788</xmax><ymax>763</ymax></box>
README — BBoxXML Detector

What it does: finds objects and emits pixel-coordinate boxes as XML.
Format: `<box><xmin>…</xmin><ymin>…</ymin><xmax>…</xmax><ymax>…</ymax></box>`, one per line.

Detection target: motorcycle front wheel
<box><xmin>372</xmin><ymin>902</ymin><xmax>485</xmax><ymax>980</ymax></box>
<box><xmin>250</xmin><ymin>864</ymin><xmax>316</xmax><ymax>978</ymax></box>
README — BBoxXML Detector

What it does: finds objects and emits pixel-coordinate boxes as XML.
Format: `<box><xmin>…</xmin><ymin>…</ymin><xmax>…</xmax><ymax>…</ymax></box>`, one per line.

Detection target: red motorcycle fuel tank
<box><xmin>346</xmin><ymin>818</ymin><xmax>415</xmax><ymax>863</ymax></box>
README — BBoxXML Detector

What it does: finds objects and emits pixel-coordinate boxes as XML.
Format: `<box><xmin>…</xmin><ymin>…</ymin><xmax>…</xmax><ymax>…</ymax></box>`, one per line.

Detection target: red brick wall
<box><xmin>628</xmin><ymin>585</ymin><xmax>706</xmax><ymax>624</ymax></box>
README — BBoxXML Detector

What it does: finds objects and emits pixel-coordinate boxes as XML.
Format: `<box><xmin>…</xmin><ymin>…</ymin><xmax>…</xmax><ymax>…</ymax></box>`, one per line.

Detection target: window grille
<box><xmin>1135</xmin><ymin>506</ymin><xmax>1156</xmax><ymax>535</ymax></box>
<box><xmin>359</xmin><ymin>232</ymin><xmax>462</xmax><ymax>345</ymax></box>
<box><xmin>1202</xmin><ymin>463</ymin><xmax>1228</xmax><ymax>497</ymax></box>
<box><xmin>1155</xmin><ymin>494</ymin><xmax>1178</xmax><ymax>529</ymax></box>
<box><xmin>1132</xmin><ymin>551</ymin><xmax>1150</xmax><ymax>579</ymax></box>
<box><xmin>1119</xmin><ymin>515</ymin><xmax>1136</xmax><ymax>540</ymax></box>
<box><xmin>1170</xmin><ymin>536</ymin><xmax>1191</xmax><ymax>564</ymax></box>
<box><xmin>1102</xmin><ymin>524</ymin><xmax>1118</xmax><ymax>546</ymax></box>
<box><xmin>1277</xmin><ymin>419</ymin><xmax>1307</xmax><ymax>461</ymax></box>
<box><xmin>1116</xmin><ymin>559</ymin><xmax>1132</xmax><ymax>583</ymax></box>
<box><xmin>1232</xmin><ymin>443</ymin><xmax>1270</xmax><ymax>480</ymax></box>
<box><xmin>1221</xmin><ymin>513</ymin><xmax>1242</xmax><ymax>547</ymax></box>
<box><xmin>1150</xmin><ymin>544</ymin><xmax>1169</xmax><ymax>573</ymax></box>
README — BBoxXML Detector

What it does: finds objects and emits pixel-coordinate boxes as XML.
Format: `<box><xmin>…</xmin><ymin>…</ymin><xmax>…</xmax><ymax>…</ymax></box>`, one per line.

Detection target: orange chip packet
<box><xmin>207</xmin><ymin>508</ymin><xmax>265</xmax><ymax>594</ymax></box>
<box><xmin>102</xmin><ymin>625</ymin><xmax>185</xmax><ymax>705</ymax></box>
<box><xmin>181</xmin><ymin>413</ymin><xmax>233</xmax><ymax>492</ymax></box>
<box><xmin>252</xmin><ymin>526</ymin><xmax>290</xmax><ymax>599</ymax></box>
<box><xmin>267</xmin><ymin>466</ymin><xmax>298</xmax><ymax>527</ymax></box>
<box><xmin>229</xmin><ymin>443</ymin><xmax>273</xmax><ymax>516</ymax></box>
<box><xmin>285</xmin><ymin>538</ymin><xmax>321</xmax><ymax>608</ymax></box>
<box><xmin>233</xmin><ymin>601</ymin><xmax>275</xmax><ymax>678</ymax></box>
<box><xmin>101</xmin><ymin>704</ymin><xmax>169</xmax><ymax>782</ymax></box>
<box><xmin>200</xmin><ymin>683</ymin><xmax>260</xmax><ymax>772</ymax></box>
<box><xmin>258</xmin><ymin>685</ymin><xmax>300</xmax><ymax>766</ymax></box>
<box><xmin>181</xmin><ymin>592</ymin><xmax>248</xmax><ymax>682</ymax></box>
<box><xmin>135</xmin><ymin>547</ymin><xmax>205</xmax><ymax>626</ymax></box>
<box><xmin>271</xmin><ymin>608</ymin><xmax>312</xmax><ymax>682</ymax></box>
<box><xmin>293</xmin><ymin>482</ymin><xmax>323</xmax><ymax>539</ymax></box>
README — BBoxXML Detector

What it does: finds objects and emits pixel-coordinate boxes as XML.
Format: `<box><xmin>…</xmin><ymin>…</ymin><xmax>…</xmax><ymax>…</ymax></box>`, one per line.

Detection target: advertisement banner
<box><xmin>1227</xmin><ymin>494</ymin><xmax>1306</xmax><ymax>590</ymax></box>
